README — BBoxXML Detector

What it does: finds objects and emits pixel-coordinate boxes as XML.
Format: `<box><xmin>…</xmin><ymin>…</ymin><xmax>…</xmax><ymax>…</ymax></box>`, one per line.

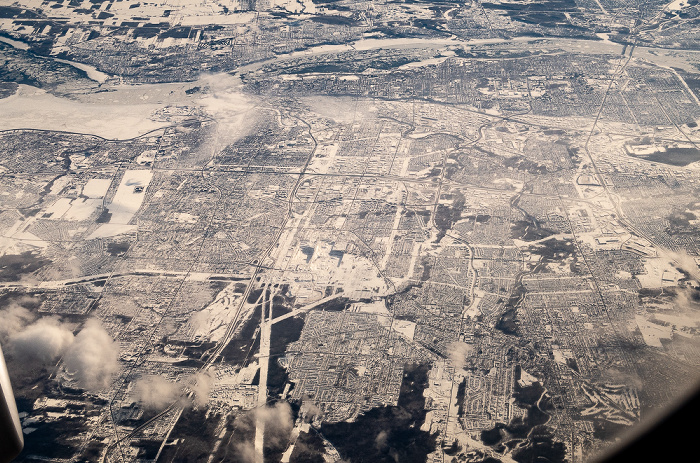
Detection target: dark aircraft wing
<box><xmin>0</xmin><ymin>345</ymin><xmax>23</xmax><ymax>462</ymax></box>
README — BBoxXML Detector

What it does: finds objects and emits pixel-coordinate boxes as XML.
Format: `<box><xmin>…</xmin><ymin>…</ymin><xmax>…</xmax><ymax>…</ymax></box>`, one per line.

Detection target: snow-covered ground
<box><xmin>105</xmin><ymin>170</ymin><xmax>152</xmax><ymax>224</ymax></box>
<box><xmin>665</xmin><ymin>0</ymin><xmax>688</xmax><ymax>12</ymax></box>
<box><xmin>82</xmin><ymin>179</ymin><xmax>112</xmax><ymax>199</ymax></box>
<box><xmin>88</xmin><ymin>170</ymin><xmax>152</xmax><ymax>238</ymax></box>
<box><xmin>0</xmin><ymin>85</ymin><xmax>167</xmax><ymax>139</ymax></box>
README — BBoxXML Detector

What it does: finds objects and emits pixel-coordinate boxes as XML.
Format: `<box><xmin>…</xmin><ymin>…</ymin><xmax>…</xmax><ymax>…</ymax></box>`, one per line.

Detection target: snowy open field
<box><xmin>88</xmin><ymin>170</ymin><xmax>152</xmax><ymax>238</ymax></box>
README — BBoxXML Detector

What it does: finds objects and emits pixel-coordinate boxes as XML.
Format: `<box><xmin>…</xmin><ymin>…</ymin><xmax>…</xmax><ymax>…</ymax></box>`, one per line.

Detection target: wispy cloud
<box><xmin>230</xmin><ymin>401</ymin><xmax>294</xmax><ymax>463</ymax></box>
<box><xmin>188</xmin><ymin>370</ymin><xmax>215</xmax><ymax>408</ymax></box>
<box><xmin>132</xmin><ymin>375</ymin><xmax>183</xmax><ymax>410</ymax></box>
<box><xmin>131</xmin><ymin>369</ymin><xmax>215</xmax><ymax>410</ymax></box>
<box><xmin>448</xmin><ymin>341</ymin><xmax>473</xmax><ymax>371</ymax></box>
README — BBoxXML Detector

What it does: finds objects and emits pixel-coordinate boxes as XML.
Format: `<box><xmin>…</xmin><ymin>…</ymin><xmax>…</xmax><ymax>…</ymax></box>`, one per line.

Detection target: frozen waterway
<box><xmin>0</xmin><ymin>34</ymin><xmax>109</xmax><ymax>83</ymax></box>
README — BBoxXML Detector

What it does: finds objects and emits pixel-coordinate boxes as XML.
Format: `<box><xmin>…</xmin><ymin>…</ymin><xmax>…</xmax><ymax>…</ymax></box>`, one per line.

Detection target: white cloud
<box><xmin>63</xmin><ymin>319</ymin><xmax>119</xmax><ymax>391</ymax></box>
<box><xmin>0</xmin><ymin>298</ymin><xmax>37</xmax><ymax>343</ymax></box>
<box><xmin>9</xmin><ymin>318</ymin><xmax>74</xmax><ymax>364</ymax></box>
